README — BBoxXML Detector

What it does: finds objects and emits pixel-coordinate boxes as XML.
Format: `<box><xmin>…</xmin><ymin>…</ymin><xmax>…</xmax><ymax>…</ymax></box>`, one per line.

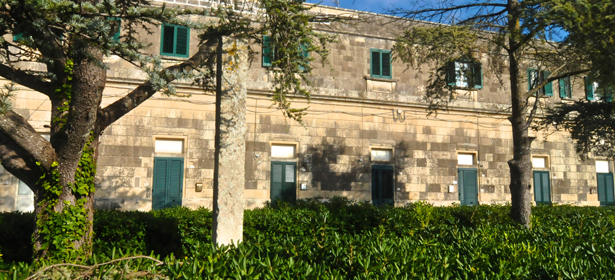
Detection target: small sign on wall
<box><xmin>300</xmin><ymin>183</ymin><xmax>307</xmax><ymax>190</ymax></box>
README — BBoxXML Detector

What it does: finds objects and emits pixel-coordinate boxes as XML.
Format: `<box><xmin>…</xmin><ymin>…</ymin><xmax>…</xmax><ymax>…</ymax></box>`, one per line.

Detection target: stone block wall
<box><xmin>0</xmin><ymin>4</ymin><xmax>604</xmax><ymax>211</ymax></box>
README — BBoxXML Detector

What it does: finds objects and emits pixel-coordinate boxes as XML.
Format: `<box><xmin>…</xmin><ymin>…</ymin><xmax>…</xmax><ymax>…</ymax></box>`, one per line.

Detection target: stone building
<box><xmin>0</xmin><ymin>1</ymin><xmax>612</xmax><ymax>212</ymax></box>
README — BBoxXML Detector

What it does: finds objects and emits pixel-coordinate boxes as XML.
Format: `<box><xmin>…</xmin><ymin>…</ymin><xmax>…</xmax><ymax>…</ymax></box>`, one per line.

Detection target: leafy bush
<box><xmin>2</xmin><ymin>199</ymin><xmax>615</xmax><ymax>279</ymax></box>
<box><xmin>0</xmin><ymin>212</ymin><xmax>34</xmax><ymax>263</ymax></box>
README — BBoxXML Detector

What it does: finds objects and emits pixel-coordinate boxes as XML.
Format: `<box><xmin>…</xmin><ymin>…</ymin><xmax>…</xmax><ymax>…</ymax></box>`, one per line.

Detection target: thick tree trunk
<box><xmin>507</xmin><ymin>0</ymin><xmax>533</xmax><ymax>228</ymax></box>
<box><xmin>212</xmin><ymin>37</ymin><xmax>248</xmax><ymax>246</ymax></box>
<box><xmin>32</xmin><ymin>184</ymin><xmax>96</xmax><ymax>260</ymax></box>
<box><xmin>32</xmin><ymin>46</ymin><xmax>105</xmax><ymax>260</ymax></box>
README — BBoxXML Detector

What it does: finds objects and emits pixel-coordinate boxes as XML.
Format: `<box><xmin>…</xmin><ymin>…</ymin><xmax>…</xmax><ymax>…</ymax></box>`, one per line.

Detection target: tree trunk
<box><xmin>507</xmin><ymin>0</ymin><xmax>533</xmax><ymax>228</ymax></box>
<box><xmin>32</xmin><ymin>139</ymin><xmax>98</xmax><ymax>261</ymax></box>
<box><xmin>212</xmin><ymin>37</ymin><xmax>249</xmax><ymax>246</ymax></box>
<box><xmin>32</xmin><ymin>45</ymin><xmax>105</xmax><ymax>260</ymax></box>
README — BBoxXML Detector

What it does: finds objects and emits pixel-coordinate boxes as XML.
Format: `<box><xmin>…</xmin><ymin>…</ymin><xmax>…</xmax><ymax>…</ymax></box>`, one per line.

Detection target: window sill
<box><xmin>451</xmin><ymin>86</ymin><xmax>481</xmax><ymax>91</ymax></box>
<box><xmin>161</xmin><ymin>55</ymin><xmax>188</xmax><ymax>61</ymax></box>
<box><xmin>364</xmin><ymin>76</ymin><xmax>397</xmax><ymax>82</ymax></box>
<box><xmin>364</xmin><ymin>76</ymin><xmax>397</xmax><ymax>93</ymax></box>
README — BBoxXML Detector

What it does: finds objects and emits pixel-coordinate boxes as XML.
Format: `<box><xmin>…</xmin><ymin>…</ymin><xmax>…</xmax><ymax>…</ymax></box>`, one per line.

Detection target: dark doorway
<box><xmin>597</xmin><ymin>173</ymin><xmax>614</xmax><ymax>206</ymax></box>
<box><xmin>271</xmin><ymin>162</ymin><xmax>297</xmax><ymax>202</ymax></box>
<box><xmin>372</xmin><ymin>165</ymin><xmax>394</xmax><ymax>206</ymax></box>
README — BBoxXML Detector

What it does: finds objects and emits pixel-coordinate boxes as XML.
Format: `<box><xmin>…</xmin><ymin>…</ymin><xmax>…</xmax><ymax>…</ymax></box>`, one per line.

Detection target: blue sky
<box><xmin>307</xmin><ymin>0</ymin><xmax>414</xmax><ymax>14</ymax></box>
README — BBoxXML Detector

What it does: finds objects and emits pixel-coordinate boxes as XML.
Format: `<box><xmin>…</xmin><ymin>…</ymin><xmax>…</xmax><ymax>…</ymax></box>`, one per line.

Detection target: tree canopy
<box><xmin>538</xmin><ymin>0</ymin><xmax>615</xmax><ymax>159</ymax></box>
<box><xmin>390</xmin><ymin>0</ymin><xmax>611</xmax><ymax>226</ymax></box>
<box><xmin>0</xmin><ymin>0</ymin><xmax>334</xmax><ymax>260</ymax></box>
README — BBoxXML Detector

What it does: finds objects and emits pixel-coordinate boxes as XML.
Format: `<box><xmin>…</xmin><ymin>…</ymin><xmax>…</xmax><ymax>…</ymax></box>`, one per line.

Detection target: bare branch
<box><xmin>25</xmin><ymin>255</ymin><xmax>164</xmax><ymax>280</ymax></box>
<box><xmin>391</xmin><ymin>2</ymin><xmax>507</xmax><ymax>21</ymax></box>
<box><xmin>458</xmin><ymin>9</ymin><xmax>507</xmax><ymax>26</ymax></box>
<box><xmin>0</xmin><ymin>64</ymin><xmax>53</xmax><ymax>96</ymax></box>
<box><xmin>523</xmin><ymin>68</ymin><xmax>590</xmax><ymax>99</ymax></box>
<box><xmin>95</xmin><ymin>37</ymin><xmax>219</xmax><ymax>133</ymax></box>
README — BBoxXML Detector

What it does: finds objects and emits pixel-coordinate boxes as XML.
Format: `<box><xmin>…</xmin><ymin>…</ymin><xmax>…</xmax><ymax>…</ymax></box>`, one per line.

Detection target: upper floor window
<box><xmin>370</xmin><ymin>49</ymin><xmax>391</xmax><ymax>79</ymax></box>
<box><xmin>447</xmin><ymin>60</ymin><xmax>482</xmax><ymax>89</ymax></box>
<box><xmin>108</xmin><ymin>17</ymin><xmax>121</xmax><ymax>42</ymax></box>
<box><xmin>528</xmin><ymin>69</ymin><xmax>553</xmax><ymax>96</ymax></box>
<box><xmin>160</xmin><ymin>23</ymin><xmax>189</xmax><ymax>58</ymax></box>
<box><xmin>262</xmin><ymin>35</ymin><xmax>309</xmax><ymax>71</ymax></box>
<box><xmin>559</xmin><ymin>76</ymin><xmax>572</xmax><ymax>99</ymax></box>
<box><xmin>585</xmin><ymin>77</ymin><xmax>613</xmax><ymax>101</ymax></box>
<box><xmin>262</xmin><ymin>35</ymin><xmax>275</xmax><ymax>67</ymax></box>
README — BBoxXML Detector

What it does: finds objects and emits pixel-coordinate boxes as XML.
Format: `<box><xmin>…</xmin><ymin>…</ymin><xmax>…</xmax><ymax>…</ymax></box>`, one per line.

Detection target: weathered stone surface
<box><xmin>212</xmin><ymin>38</ymin><xmax>249</xmax><ymax>247</ymax></box>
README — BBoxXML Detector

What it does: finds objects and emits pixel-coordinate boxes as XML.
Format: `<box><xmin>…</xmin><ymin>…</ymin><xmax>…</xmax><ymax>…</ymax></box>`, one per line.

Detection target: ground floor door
<box><xmin>372</xmin><ymin>165</ymin><xmax>394</xmax><ymax>206</ymax></box>
<box><xmin>152</xmin><ymin>157</ymin><xmax>184</xmax><ymax>210</ymax></box>
<box><xmin>533</xmin><ymin>171</ymin><xmax>551</xmax><ymax>205</ymax></box>
<box><xmin>271</xmin><ymin>162</ymin><xmax>296</xmax><ymax>202</ymax></box>
<box><xmin>15</xmin><ymin>180</ymin><xmax>34</xmax><ymax>212</ymax></box>
<box><xmin>597</xmin><ymin>173</ymin><xmax>614</xmax><ymax>206</ymax></box>
<box><xmin>458</xmin><ymin>168</ymin><xmax>478</xmax><ymax>206</ymax></box>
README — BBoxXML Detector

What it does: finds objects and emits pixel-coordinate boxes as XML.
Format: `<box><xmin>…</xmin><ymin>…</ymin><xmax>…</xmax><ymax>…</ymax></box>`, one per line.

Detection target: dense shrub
<box><xmin>2</xmin><ymin>199</ymin><xmax>615</xmax><ymax>279</ymax></box>
<box><xmin>0</xmin><ymin>212</ymin><xmax>34</xmax><ymax>263</ymax></box>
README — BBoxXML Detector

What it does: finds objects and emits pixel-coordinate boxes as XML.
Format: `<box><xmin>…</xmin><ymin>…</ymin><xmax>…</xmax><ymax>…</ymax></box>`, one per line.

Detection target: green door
<box><xmin>372</xmin><ymin>165</ymin><xmax>394</xmax><ymax>206</ymax></box>
<box><xmin>597</xmin><ymin>173</ymin><xmax>614</xmax><ymax>206</ymax></box>
<box><xmin>533</xmin><ymin>171</ymin><xmax>551</xmax><ymax>205</ymax></box>
<box><xmin>271</xmin><ymin>162</ymin><xmax>296</xmax><ymax>202</ymax></box>
<box><xmin>152</xmin><ymin>157</ymin><xmax>184</xmax><ymax>210</ymax></box>
<box><xmin>458</xmin><ymin>168</ymin><xmax>478</xmax><ymax>206</ymax></box>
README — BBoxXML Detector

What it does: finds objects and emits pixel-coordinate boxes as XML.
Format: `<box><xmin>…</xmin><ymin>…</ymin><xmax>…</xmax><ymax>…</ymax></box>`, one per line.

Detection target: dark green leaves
<box><xmin>3</xmin><ymin>201</ymin><xmax>615</xmax><ymax>278</ymax></box>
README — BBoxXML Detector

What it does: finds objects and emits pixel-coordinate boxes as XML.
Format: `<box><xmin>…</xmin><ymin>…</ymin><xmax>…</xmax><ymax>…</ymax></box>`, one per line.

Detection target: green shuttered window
<box><xmin>446</xmin><ymin>60</ymin><xmax>483</xmax><ymax>89</ymax></box>
<box><xmin>108</xmin><ymin>17</ymin><xmax>121</xmax><ymax>42</ymax></box>
<box><xmin>262</xmin><ymin>35</ymin><xmax>309</xmax><ymax>71</ymax></box>
<box><xmin>152</xmin><ymin>157</ymin><xmax>184</xmax><ymax>210</ymax></box>
<box><xmin>559</xmin><ymin>76</ymin><xmax>572</xmax><ymax>99</ymax></box>
<box><xmin>270</xmin><ymin>162</ymin><xmax>296</xmax><ymax>202</ymax></box>
<box><xmin>262</xmin><ymin>35</ymin><xmax>273</xmax><ymax>67</ymax></box>
<box><xmin>597</xmin><ymin>173</ymin><xmax>614</xmax><ymax>206</ymax></box>
<box><xmin>458</xmin><ymin>168</ymin><xmax>478</xmax><ymax>206</ymax></box>
<box><xmin>528</xmin><ymin>69</ymin><xmax>553</xmax><ymax>96</ymax></box>
<box><xmin>370</xmin><ymin>49</ymin><xmax>392</xmax><ymax>79</ymax></box>
<box><xmin>585</xmin><ymin>77</ymin><xmax>613</xmax><ymax>102</ymax></box>
<box><xmin>161</xmin><ymin>24</ymin><xmax>189</xmax><ymax>58</ymax></box>
<box><xmin>533</xmin><ymin>171</ymin><xmax>551</xmax><ymax>205</ymax></box>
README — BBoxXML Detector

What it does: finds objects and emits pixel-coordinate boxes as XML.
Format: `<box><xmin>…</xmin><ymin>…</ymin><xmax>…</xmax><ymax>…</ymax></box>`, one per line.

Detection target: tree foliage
<box><xmin>537</xmin><ymin>0</ymin><xmax>615</xmax><ymax>159</ymax></box>
<box><xmin>390</xmin><ymin>0</ymin><xmax>606</xmax><ymax>227</ymax></box>
<box><xmin>0</xmin><ymin>0</ymin><xmax>335</xmax><ymax>260</ymax></box>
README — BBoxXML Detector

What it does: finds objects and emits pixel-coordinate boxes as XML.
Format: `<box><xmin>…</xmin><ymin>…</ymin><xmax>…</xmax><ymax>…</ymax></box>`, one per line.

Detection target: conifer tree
<box><xmin>0</xmin><ymin>0</ymin><xmax>331</xmax><ymax>260</ymax></box>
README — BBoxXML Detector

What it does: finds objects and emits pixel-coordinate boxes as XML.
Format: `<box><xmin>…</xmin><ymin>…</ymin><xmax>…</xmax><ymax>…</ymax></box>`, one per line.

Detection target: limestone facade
<box><xmin>0</xmin><ymin>2</ymin><xmax>606</xmax><ymax>212</ymax></box>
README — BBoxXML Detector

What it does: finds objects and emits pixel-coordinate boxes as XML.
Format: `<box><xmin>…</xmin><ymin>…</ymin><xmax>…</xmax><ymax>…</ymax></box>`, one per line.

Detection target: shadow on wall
<box><xmin>304</xmin><ymin>138</ymin><xmax>369</xmax><ymax>193</ymax></box>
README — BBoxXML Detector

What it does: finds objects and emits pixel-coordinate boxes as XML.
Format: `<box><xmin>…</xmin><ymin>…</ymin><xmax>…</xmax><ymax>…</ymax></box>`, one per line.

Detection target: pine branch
<box><xmin>95</xmin><ymin>37</ymin><xmax>219</xmax><ymax>133</ymax></box>
<box><xmin>0</xmin><ymin>64</ymin><xmax>53</xmax><ymax>96</ymax></box>
<box><xmin>0</xmin><ymin>111</ymin><xmax>56</xmax><ymax>189</ymax></box>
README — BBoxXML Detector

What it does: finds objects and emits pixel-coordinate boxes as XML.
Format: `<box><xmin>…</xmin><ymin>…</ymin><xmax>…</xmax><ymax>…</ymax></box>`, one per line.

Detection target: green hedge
<box><xmin>2</xmin><ymin>199</ymin><xmax>615</xmax><ymax>279</ymax></box>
